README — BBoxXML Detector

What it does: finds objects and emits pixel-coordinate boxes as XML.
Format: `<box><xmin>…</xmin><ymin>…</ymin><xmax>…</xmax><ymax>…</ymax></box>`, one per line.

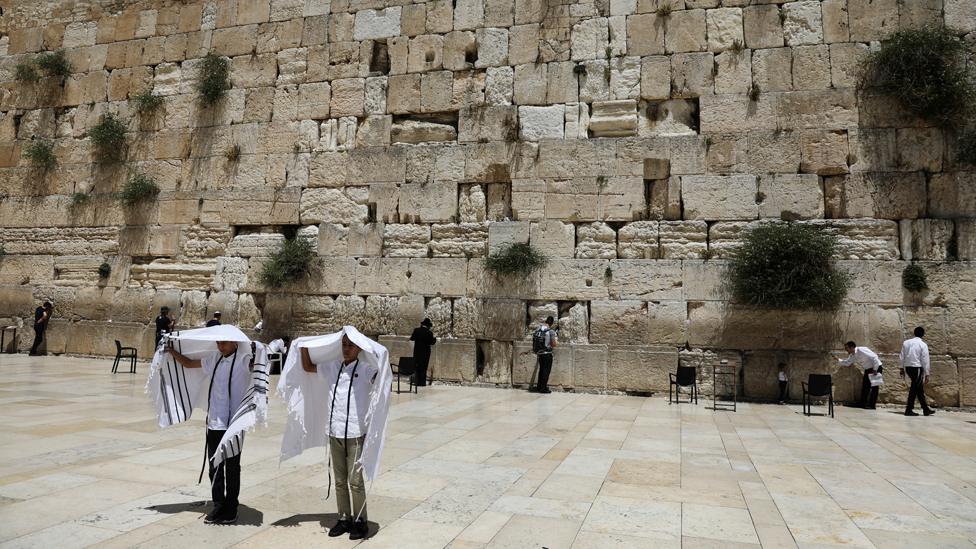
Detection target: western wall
<box><xmin>0</xmin><ymin>0</ymin><xmax>974</xmax><ymax>405</ymax></box>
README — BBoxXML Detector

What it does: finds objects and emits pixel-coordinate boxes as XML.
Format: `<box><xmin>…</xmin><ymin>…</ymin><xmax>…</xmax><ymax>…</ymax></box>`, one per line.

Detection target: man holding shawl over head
<box><xmin>146</xmin><ymin>324</ymin><xmax>270</xmax><ymax>525</ymax></box>
<box><xmin>279</xmin><ymin>326</ymin><xmax>392</xmax><ymax>541</ymax></box>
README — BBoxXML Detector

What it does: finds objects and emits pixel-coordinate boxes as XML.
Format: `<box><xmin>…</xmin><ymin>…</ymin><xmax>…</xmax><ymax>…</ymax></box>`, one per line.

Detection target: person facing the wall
<box><xmin>29</xmin><ymin>301</ymin><xmax>53</xmax><ymax>356</ymax></box>
<box><xmin>531</xmin><ymin>316</ymin><xmax>558</xmax><ymax>394</ymax></box>
<box><xmin>777</xmin><ymin>363</ymin><xmax>789</xmax><ymax>404</ymax></box>
<box><xmin>409</xmin><ymin>318</ymin><xmax>437</xmax><ymax>387</ymax></box>
<box><xmin>154</xmin><ymin>306</ymin><xmax>174</xmax><ymax>348</ymax></box>
<box><xmin>838</xmin><ymin>341</ymin><xmax>883</xmax><ymax>409</ymax></box>
<box><xmin>206</xmin><ymin>311</ymin><xmax>222</xmax><ymax>327</ymax></box>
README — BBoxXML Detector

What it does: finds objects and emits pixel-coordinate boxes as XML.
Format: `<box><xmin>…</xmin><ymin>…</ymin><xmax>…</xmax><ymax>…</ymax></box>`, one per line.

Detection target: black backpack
<box><xmin>532</xmin><ymin>327</ymin><xmax>549</xmax><ymax>354</ymax></box>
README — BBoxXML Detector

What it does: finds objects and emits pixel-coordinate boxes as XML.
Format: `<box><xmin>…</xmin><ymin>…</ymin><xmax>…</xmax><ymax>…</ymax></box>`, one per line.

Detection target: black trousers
<box><xmin>778</xmin><ymin>380</ymin><xmax>788</xmax><ymax>402</ymax></box>
<box><xmin>30</xmin><ymin>326</ymin><xmax>45</xmax><ymax>355</ymax></box>
<box><xmin>415</xmin><ymin>353</ymin><xmax>430</xmax><ymax>387</ymax></box>
<box><xmin>206</xmin><ymin>429</ymin><xmax>241</xmax><ymax>513</ymax></box>
<box><xmin>859</xmin><ymin>366</ymin><xmax>882</xmax><ymax>409</ymax></box>
<box><xmin>905</xmin><ymin>367</ymin><xmax>931</xmax><ymax>413</ymax></box>
<box><xmin>536</xmin><ymin>353</ymin><xmax>553</xmax><ymax>391</ymax></box>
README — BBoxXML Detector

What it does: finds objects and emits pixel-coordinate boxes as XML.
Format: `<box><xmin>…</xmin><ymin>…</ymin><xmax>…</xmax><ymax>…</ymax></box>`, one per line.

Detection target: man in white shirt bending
<box><xmin>838</xmin><ymin>341</ymin><xmax>883</xmax><ymax>409</ymax></box>
<box><xmin>900</xmin><ymin>326</ymin><xmax>934</xmax><ymax>417</ymax></box>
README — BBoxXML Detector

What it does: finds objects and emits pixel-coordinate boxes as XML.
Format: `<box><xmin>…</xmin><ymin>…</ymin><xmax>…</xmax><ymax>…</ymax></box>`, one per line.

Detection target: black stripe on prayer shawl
<box><xmin>167</xmin><ymin>358</ymin><xmax>187</xmax><ymax>423</ymax></box>
<box><xmin>177</xmin><ymin>358</ymin><xmax>192</xmax><ymax>420</ymax></box>
<box><xmin>159</xmin><ymin>375</ymin><xmax>174</xmax><ymax>425</ymax></box>
<box><xmin>174</xmin><ymin>359</ymin><xmax>191</xmax><ymax>423</ymax></box>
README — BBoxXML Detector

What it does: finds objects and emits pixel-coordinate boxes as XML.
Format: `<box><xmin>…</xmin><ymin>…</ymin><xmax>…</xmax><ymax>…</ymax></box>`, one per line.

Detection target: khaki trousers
<box><xmin>330</xmin><ymin>436</ymin><xmax>367</xmax><ymax>520</ymax></box>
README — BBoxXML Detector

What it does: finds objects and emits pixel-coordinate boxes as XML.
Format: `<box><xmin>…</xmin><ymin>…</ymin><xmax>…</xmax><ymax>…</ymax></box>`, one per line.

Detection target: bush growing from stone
<box><xmin>727</xmin><ymin>223</ymin><xmax>849</xmax><ymax>310</ymax></box>
<box><xmin>88</xmin><ymin>113</ymin><xmax>127</xmax><ymax>162</ymax></box>
<box><xmin>23</xmin><ymin>140</ymin><xmax>57</xmax><ymax>170</ymax></box>
<box><xmin>484</xmin><ymin>243</ymin><xmax>548</xmax><ymax>277</ymax></box>
<box><xmin>98</xmin><ymin>262</ymin><xmax>111</xmax><ymax>278</ymax></box>
<box><xmin>132</xmin><ymin>89</ymin><xmax>164</xmax><ymax>115</ymax></box>
<box><xmin>35</xmin><ymin>49</ymin><xmax>72</xmax><ymax>79</ymax></box>
<box><xmin>260</xmin><ymin>235</ymin><xmax>317</xmax><ymax>288</ymax></box>
<box><xmin>116</xmin><ymin>173</ymin><xmax>160</xmax><ymax>206</ymax></box>
<box><xmin>902</xmin><ymin>263</ymin><xmax>928</xmax><ymax>292</ymax></box>
<box><xmin>198</xmin><ymin>53</ymin><xmax>231</xmax><ymax>106</ymax></box>
<box><xmin>14</xmin><ymin>61</ymin><xmax>39</xmax><ymax>83</ymax></box>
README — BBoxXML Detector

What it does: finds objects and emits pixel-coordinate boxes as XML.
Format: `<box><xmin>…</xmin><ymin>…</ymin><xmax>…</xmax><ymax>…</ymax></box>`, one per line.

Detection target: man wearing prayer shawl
<box><xmin>278</xmin><ymin>326</ymin><xmax>392</xmax><ymax>541</ymax></box>
<box><xmin>146</xmin><ymin>325</ymin><xmax>270</xmax><ymax>525</ymax></box>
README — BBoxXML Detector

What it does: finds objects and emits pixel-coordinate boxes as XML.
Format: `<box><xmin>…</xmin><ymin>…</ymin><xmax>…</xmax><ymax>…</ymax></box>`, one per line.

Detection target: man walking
<box><xmin>532</xmin><ymin>316</ymin><xmax>557</xmax><ymax>394</ymax></box>
<box><xmin>838</xmin><ymin>341</ymin><xmax>883</xmax><ymax>409</ymax></box>
<box><xmin>409</xmin><ymin>318</ymin><xmax>437</xmax><ymax>387</ymax></box>
<box><xmin>901</xmin><ymin>327</ymin><xmax>935</xmax><ymax>417</ymax></box>
<box><xmin>29</xmin><ymin>301</ymin><xmax>53</xmax><ymax>356</ymax></box>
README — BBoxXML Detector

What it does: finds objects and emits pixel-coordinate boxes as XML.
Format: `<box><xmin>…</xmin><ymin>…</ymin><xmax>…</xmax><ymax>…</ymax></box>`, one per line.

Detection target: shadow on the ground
<box><xmin>147</xmin><ymin>501</ymin><xmax>264</xmax><ymax>527</ymax></box>
<box><xmin>273</xmin><ymin>513</ymin><xmax>380</xmax><ymax>538</ymax></box>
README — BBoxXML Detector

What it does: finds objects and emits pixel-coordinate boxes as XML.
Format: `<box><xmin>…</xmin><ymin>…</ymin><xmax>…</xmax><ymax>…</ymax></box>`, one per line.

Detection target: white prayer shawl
<box><xmin>145</xmin><ymin>325</ymin><xmax>269</xmax><ymax>470</ymax></box>
<box><xmin>278</xmin><ymin>326</ymin><xmax>393</xmax><ymax>482</ymax></box>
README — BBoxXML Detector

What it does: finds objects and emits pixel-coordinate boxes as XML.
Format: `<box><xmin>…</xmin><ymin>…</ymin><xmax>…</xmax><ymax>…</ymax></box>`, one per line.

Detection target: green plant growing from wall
<box><xmin>98</xmin><ymin>262</ymin><xmax>112</xmax><ymax>278</ymax></box>
<box><xmin>23</xmin><ymin>140</ymin><xmax>57</xmax><ymax>170</ymax></box>
<box><xmin>14</xmin><ymin>61</ymin><xmax>39</xmax><ymax>83</ymax></box>
<box><xmin>197</xmin><ymin>52</ymin><xmax>231</xmax><ymax>106</ymax></box>
<box><xmin>68</xmin><ymin>191</ymin><xmax>92</xmax><ymax>210</ymax></box>
<box><xmin>902</xmin><ymin>263</ymin><xmax>928</xmax><ymax>292</ymax></box>
<box><xmin>484</xmin><ymin>242</ymin><xmax>548</xmax><ymax>277</ymax></box>
<box><xmin>116</xmin><ymin>173</ymin><xmax>160</xmax><ymax>206</ymax></box>
<box><xmin>35</xmin><ymin>50</ymin><xmax>72</xmax><ymax>79</ymax></box>
<box><xmin>726</xmin><ymin>222</ymin><xmax>850</xmax><ymax>310</ymax></box>
<box><xmin>260</xmin><ymin>235</ymin><xmax>317</xmax><ymax>288</ymax></box>
<box><xmin>132</xmin><ymin>89</ymin><xmax>164</xmax><ymax>115</ymax></box>
<box><xmin>88</xmin><ymin>113</ymin><xmax>127</xmax><ymax>162</ymax></box>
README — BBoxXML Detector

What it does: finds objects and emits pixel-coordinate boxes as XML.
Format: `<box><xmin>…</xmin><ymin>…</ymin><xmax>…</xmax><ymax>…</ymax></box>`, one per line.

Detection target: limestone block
<box><xmin>576</xmin><ymin>222</ymin><xmax>618</xmax><ymax>259</ymax></box>
<box><xmin>559</xmin><ymin>302</ymin><xmax>590</xmax><ymax>344</ymax></box>
<box><xmin>783</xmin><ymin>1</ymin><xmax>823</xmax><ymax>45</ymax></box>
<box><xmin>573</xmin><ymin>345</ymin><xmax>608</xmax><ymax>388</ymax></box>
<box><xmin>663</xmin><ymin>10</ymin><xmax>706</xmax><ymax>53</ymax></box>
<box><xmin>816</xmin><ymin>219</ymin><xmax>900</xmax><ymax>260</ymax></box>
<box><xmin>591</xmin><ymin>300</ymin><xmax>648</xmax><ymax>345</ymax></box>
<box><xmin>848</xmin><ymin>0</ymin><xmax>897</xmax><ymax>42</ymax></box>
<box><xmin>743</xmin><ymin>5</ymin><xmax>784</xmax><ymax>49</ymax></box>
<box><xmin>452</xmin><ymin>297</ymin><xmax>480</xmax><ymax>337</ymax></box>
<box><xmin>327</xmin><ymin>78</ymin><xmax>364</xmax><ymax>118</ymax></box>
<box><xmin>432</xmin><ymin>339</ymin><xmax>478</xmax><ymax>382</ymax></box>
<box><xmin>391</xmin><ymin>119</ymin><xmax>456</xmax><ymax>143</ymax></box>
<box><xmin>275</xmin><ymin>47</ymin><xmax>307</xmax><ymax>86</ymax></box>
<box><xmin>454</xmin><ymin>0</ymin><xmax>485</xmax><ymax>30</ymax></box>
<box><xmin>640</xmin><ymin>55</ymin><xmax>671</xmax><ymax>100</ymax></box>
<box><xmin>213</xmin><ymin>257</ymin><xmax>249</xmax><ymax>292</ymax></box>
<box><xmin>475</xmin><ymin>27</ymin><xmax>509</xmax><ymax>68</ymax></box>
<box><xmin>513</xmin><ymin>63</ymin><xmax>548</xmax><ymax>105</ymax></box>
<box><xmin>0</xmin><ymin>227</ymin><xmax>120</xmax><ymax>256</ymax></box>
<box><xmin>300</xmin><ymin>188</ymin><xmax>370</xmax><ymax>224</ymax></box>
<box><xmin>610</xmin><ymin>56</ymin><xmax>641</xmax><ymax>100</ymax></box>
<box><xmin>578</xmin><ymin>60</ymin><xmax>610</xmax><ymax>102</ymax></box>
<box><xmin>332</xmin><ymin>295</ymin><xmax>365</xmax><ymax>328</ymax></box>
<box><xmin>539</xmin><ymin>259</ymin><xmax>610</xmax><ymax>300</ymax></box>
<box><xmin>945</xmin><ymin>0</ymin><xmax>976</xmax><ymax>33</ymax></box>
<box><xmin>671</xmin><ymin>52</ymin><xmax>714</xmax><ymax>97</ymax></box>
<box><xmin>485</xmin><ymin>67</ymin><xmax>514</xmax><ymax>105</ymax></box>
<box><xmin>909</xmin><ymin>219</ymin><xmax>955</xmax><ymax>261</ymax></box>
<box><xmin>452</xmin><ymin>71</ymin><xmax>487</xmax><ymax>109</ymax></box>
<box><xmin>571</xmin><ymin>17</ymin><xmax>609</xmax><ymax>61</ymax></box>
<box><xmin>509</xmin><ymin>24</ymin><xmax>540</xmax><ymax>65</ymax></box>
<box><xmin>382</xmin><ymin>224</ymin><xmax>431</xmax><ymax>257</ymax></box>
<box><xmin>824</xmin><ymin>172</ymin><xmax>926</xmax><ymax>220</ymax></box>
<box><xmin>547</xmin><ymin>62</ymin><xmax>579</xmax><ymax>104</ymax></box>
<box><xmin>706</xmin><ymin>8</ymin><xmax>744</xmax><ymax>52</ymax></box>
<box><xmin>530</xmin><ymin>221</ymin><xmax>576</xmax><ymax>258</ymax></box>
<box><xmin>442</xmin><ymin>30</ymin><xmax>476</xmax><ymax>71</ymax></box>
<box><xmin>421</xmin><ymin>70</ymin><xmax>454</xmax><ymax>112</ymax></box>
<box><xmin>896</xmin><ymin>127</ymin><xmax>943</xmax><ymax>173</ymax></box>
<box><xmin>609</xmin><ymin>15</ymin><xmax>628</xmax><ymax>57</ymax></box>
<box><xmin>564</xmin><ymin>102</ymin><xmax>590</xmax><ymax>139</ymax></box>
<box><xmin>474</xmin><ymin>340</ymin><xmax>512</xmax><ymax>384</ymax></box>
<box><xmin>660</xmin><ymin>220</ymin><xmax>708</xmax><ymax>258</ymax></box>
<box><xmin>408</xmin><ymin>35</ymin><xmax>445</xmax><ymax>73</ymax></box>
<box><xmin>821</xmin><ymin>0</ymin><xmax>849</xmax><ymax>42</ymax></box>
<box><xmin>828</xmin><ymin>43</ymin><xmax>868</xmax><ymax>89</ymax></box>
<box><xmin>459</xmin><ymin>185</ymin><xmax>488</xmax><ymax>222</ymax></box>
<box><xmin>399</xmin><ymin>181</ymin><xmax>457</xmax><ymax>222</ymax></box>
<box><xmin>963</xmin><ymin>358</ymin><xmax>976</xmax><ymax>406</ymax></box>
<box><xmin>618</xmin><ymin>221</ymin><xmax>660</xmax><ymax>259</ymax></box>
<box><xmin>0</xmin><ymin>255</ymin><xmax>55</xmax><ymax>285</ymax></box>
<box><xmin>487</xmin><ymin>221</ymin><xmax>530</xmax><ymax>253</ymax></box>
<box><xmin>481</xmin><ymin>299</ymin><xmax>528</xmax><ymax>340</ymax></box>
<box><xmin>957</xmin><ymin>219</ymin><xmax>976</xmax><ymax>261</ymax></box>
<box><xmin>354</xmin><ymin>7</ymin><xmax>402</xmax><ymax>41</ymax></box>
<box><xmin>838</xmin><ymin>260</ymin><xmax>903</xmax><ymax>304</ymax></box>
<box><xmin>681</xmin><ymin>175</ymin><xmax>758</xmax><ymax>220</ymax></box>
<box><xmin>929</xmin><ymin>172</ymin><xmax>976</xmax><ymax>218</ymax></box>
<box><xmin>588</xmin><ymin>100</ymin><xmax>638</xmax><ymax>137</ymax></box>
<box><xmin>297</xmin><ymin>82</ymin><xmax>331</xmax><ymax>119</ymax></box>
<box><xmin>518</xmin><ymin>105</ymin><xmax>565</xmax><ymax>141</ymax></box>
<box><xmin>423</xmin><ymin>297</ymin><xmax>453</xmax><ymax>337</ymax></box>
<box><xmin>608</xmin><ymin>346</ymin><xmax>678</xmax><ymax>392</ymax></box>
<box><xmin>609</xmin><ymin>259</ymin><xmax>684</xmax><ymax>301</ymax></box>
<box><xmin>512</xmin><ymin>342</ymin><xmax>572</xmax><ymax>388</ymax></box>
<box><xmin>354</xmin><ymin>258</ymin><xmax>410</xmax><ymax>295</ymax></box>
<box><xmin>226</xmin><ymin>233</ymin><xmax>286</xmax><ymax>257</ymax></box>
<box><xmin>387</xmin><ymin>74</ymin><xmax>421</xmax><ymax>114</ymax></box>
<box><xmin>362</xmin><ymin>295</ymin><xmax>399</xmax><ymax>336</ymax></box>
<box><xmin>752</xmin><ymin>47</ymin><xmax>793</xmax><ymax>92</ymax></box>
<box><xmin>407</xmin><ymin>258</ymin><xmax>468</xmax><ymax>296</ymax></box>
<box><xmin>799</xmin><ymin>130</ymin><xmax>849</xmax><ymax>176</ymax></box>
<box><xmin>792</xmin><ymin>45</ymin><xmax>831</xmax><ymax>90</ymax></box>
<box><xmin>405</xmin><ymin>144</ymin><xmax>465</xmax><ymax>183</ymax></box>
<box><xmin>627</xmin><ymin>14</ymin><xmax>665</xmax><ymax>55</ymax></box>
<box><xmin>426</xmin><ymin>0</ymin><xmax>454</xmax><ymax>33</ymax></box>
<box><xmin>714</xmin><ymin>50</ymin><xmax>751</xmax><ymax>95</ymax></box>
<box><xmin>129</xmin><ymin>260</ymin><xmax>217</xmax><ymax>290</ymax></box>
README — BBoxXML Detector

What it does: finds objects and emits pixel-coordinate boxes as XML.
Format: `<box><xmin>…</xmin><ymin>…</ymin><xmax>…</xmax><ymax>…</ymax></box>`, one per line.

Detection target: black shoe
<box><xmin>348</xmin><ymin>520</ymin><xmax>369</xmax><ymax>540</ymax></box>
<box><xmin>539</xmin><ymin>388</ymin><xmax>551</xmax><ymax>394</ymax></box>
<box><xmin>214</xmin><ymin>507</ymin><xmax>238</xmax><ymax>524</ymax></box>
<box><xmin>204</xmin><ymin>507</ymin><xmax>223</xmax><ymax>524</ymax></box>
<box><xmin>329</xmin><ymin>519</ymin><xmax>351</xmax><ymax>537</ymax></box>
<box><xmin>924</xmin><ymin>409</ymin><xmax>936</xmax><ymax>416</ymax></box>
<box><xmin>864</xmin><ymin>406</ymin><xmax>876</xmax><ymax>410</ymax></box>
<box><xmin>905</xmin><ymin>411</ymin><xmax>919</xmax><ymax>416</ymax></box>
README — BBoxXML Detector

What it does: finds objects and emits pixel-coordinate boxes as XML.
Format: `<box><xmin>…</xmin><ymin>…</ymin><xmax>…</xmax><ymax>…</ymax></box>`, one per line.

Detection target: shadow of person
<box><xmin>147</xmin><ymin>501</ymin><xmax>264</xmax><ymax>527</ymax></box>
<box><xmin>272</xmin><ymin>513</ymin><xmax>380</xmax><ymax>538</ymax></box>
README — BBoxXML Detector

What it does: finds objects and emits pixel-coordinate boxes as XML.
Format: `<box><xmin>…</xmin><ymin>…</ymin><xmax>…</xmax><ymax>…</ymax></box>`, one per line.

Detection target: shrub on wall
<box><xmin>23</xmin><ymin>140</ymin><xmax>57</xmax><ymax>170</ymax></box>
<box><xmin>727</xmin><ymin>223</ymin><xmax>850</xmax><ymax>310</ymax></box>
<box><xmin>197</xmin><ymin>53</ymin><xmax>231</xmax><ymax>106</ymax></box>
<box><xmin>485</xmin><ymin>243</ymin><xmax>549</xmax><ymax>277</ymax></box>
<box><xmin>14</xmin><ymin>61</ymin><xmax>39</xmax><ymax>83</ymax></box>
<box><xmin>35</xmin><ymin>50</ymin><xmax>72</xmax><ymax>79</ymax></box>
<box><xmin>88</xmin><ymin>113</ymin><xmax>127</xmax><ymax>162</ymax></box>
<box><xmin>902</xmin><ymin>263</ymin><xmax>928</xmax><ymax>292</ymax></box>
<box><xmin>98</xmin><ymin>262</ymin><xmax>111</xmax><ymax>278</ymax></box>
<box><xmin>260</xmin><ymin>235</ymin><xmax>317</xmax><ymax>288</ymax></box>
<box><xmin>132</xmin><ymin>89</ymin><xmax>164</xmax><ymax>115</ymax></box>
<box><xmin>116</xmin><ymin>173</ymin><xmax>160</xmax><ymax>206</ymax></box>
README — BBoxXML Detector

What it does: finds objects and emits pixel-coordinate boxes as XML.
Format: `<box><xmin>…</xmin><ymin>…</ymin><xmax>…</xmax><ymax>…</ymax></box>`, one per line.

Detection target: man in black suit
<box><xmin>409</xmin><ymin>318</ymin><xmax>437</xmax><ymax>387</ymax></box>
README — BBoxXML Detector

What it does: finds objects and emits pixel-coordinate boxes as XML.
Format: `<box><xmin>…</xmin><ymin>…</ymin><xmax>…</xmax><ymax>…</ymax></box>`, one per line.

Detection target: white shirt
<box><xmin>325</xmin><ymin>358</ymin><xmax>378</xmax><ymax>439</ymax></box>
<box><xmin>839</xmin><ymin>347</ymin><xmax>882</xmax><ymax>371</ymax></box>
<box><xmin>201</xmin><ymin>350</ymin><xmax>252</xmax><ymax>430</ymax></box>
<box><xmin>778</xmin><ymin>371</ymin><xmax>788</xmax><ymax>382</ymax></box>
<box><xmin>268</xmin><ymin>338</ymin><xmax>286</xmax><ymax>354</ymax></box>
<box><xmin>900</xmin><ymin>337</ymin><xmax>930</xmax><ymax>376</ymax></box>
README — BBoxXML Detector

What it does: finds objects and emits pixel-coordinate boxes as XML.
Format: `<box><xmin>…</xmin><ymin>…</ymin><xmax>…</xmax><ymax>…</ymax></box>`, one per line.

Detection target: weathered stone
<box><xmin>226</xmin><ymin>232</ymin><xmax>285</xmax><ymax>257</ymax></box>
<box><xmin>665</xmin><ymin>9</ymin><xmax>707</xmax><ymax>53</ymax></box>
<box><xmin>640</xmin><ymin>55</ymin><xmax>671</xmax><ymax>100</ymax></box>
<box><xmin>391</xmin><ymin>120</ymin><xmax>457</xmax><ymax>144</ymax></box>
<box><xmin>929</xmin><ymin>172</ymin><xmax>976</xmax><ymax>219</ymax></box>
<box><xmin>607</xmin><ymin>346</ymin><xmax>679</xmax><ymax>392</ymax></box>
<box><xmin>681</xmin><ymin>175</ymin><xmax>758</xmax><ymax>221</ymax></box>
<box><xmin>588</xmin><ymin>100</ymin><xmax>638</xmax><ymax>137</ymax></box>
<box><xmin>671</xmin><ymin>52</ymin><xmax>714</xmax><ymax>97</ymax></box>
<box><xmin>743</xmin><ymin>5</ymin><xmax>784</xmax><ymax>49</ymax></box>
<box><xmin>659</xmin><ymin>220</ymin><xmax>708</xmax><ymax>259</ymax></box>
<box><xmin>627</xmin><ymin>14</ymin><xmax>664</xmax><ymax>55</ymax></box>
<box><xmin>575</xmin><ymin>222</ymin><xmax>617</xmax><ymax>259</ymax></box>
<box><xmin>571</xmin><ymin>17</ymin><xmax>609</xmax><ymax>61</ymax></box>
<box><xmin>300</xmin><ymin>188</ymin><xmax>370</xmax><ymax>224</ymax></box>
<box><xmin>382</xmin><ymin>224</ymin><xmax>431</xmax><ymax>257</ymax></box>
<box><xmin>354</xmin><ymin>7</ymin><xmax>402</xmax><ymax>41</ymax></box>
<box><xmin>783</xmin><ymin>1</ymin><xmax>823</xmax><ymax>46</ymax></box>
<box><xmin>909</xmin><ymin>219</ymin><xmax>955</xmax><ymax>261</ymax></box>
<box><xmin>529</xmin><ymin>221</ymin><xmax>575</xmax><ymax>258</ymax></box>
<box><xmin>824</xmin><ymin>172</ymin><xmax>926</xmax><ymax>220</ymax></box>
<box><xmin>518</xmin><ymin>105</ymin><xmax>565</xmax><ymax>141</ymax></box>
<box><xmin>706</xmin><ymin>8</ymin><xmax>744</xmax><ymax>52</ymax></box>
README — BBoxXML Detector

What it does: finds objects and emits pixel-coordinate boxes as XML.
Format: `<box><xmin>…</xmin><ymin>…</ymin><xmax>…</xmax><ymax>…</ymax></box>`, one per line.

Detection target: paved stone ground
<box><xmin>1</xmin><ymin>354</ymin><xmax>975</xmax><ymax>549</ymax></box>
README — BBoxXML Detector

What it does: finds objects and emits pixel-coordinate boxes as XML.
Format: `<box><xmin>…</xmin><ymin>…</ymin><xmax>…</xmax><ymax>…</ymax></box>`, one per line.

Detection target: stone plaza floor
<box><xmin>1</xmin><ymin>355</ymin><xmax>975</xmax><ymax>548</ymax></box>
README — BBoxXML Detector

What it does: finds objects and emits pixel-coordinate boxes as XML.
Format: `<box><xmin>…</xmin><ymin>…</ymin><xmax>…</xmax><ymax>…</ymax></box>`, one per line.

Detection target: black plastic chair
<box><xmin>803</xmin><ymin>374</ymin><xmax>834</xmax><ymax>417</ymax></box>
<box><xmin>268</xmin><ymin>352</ymin><xmax>283</xmax><ymax>375</ymax></box>
<box><xmin>392</xmin><ymin>357</ymin><xmax>418</xmax><ymax>394</ymax></box>
<box><xmin>669</xmin><ymin>366</ymin><xmax>698</xmax><ymax>404</ymax></box>
<box><xmin>112</xmin><ymin>340</ymin><xmax>137</xmax><ymax>374</ymax></box>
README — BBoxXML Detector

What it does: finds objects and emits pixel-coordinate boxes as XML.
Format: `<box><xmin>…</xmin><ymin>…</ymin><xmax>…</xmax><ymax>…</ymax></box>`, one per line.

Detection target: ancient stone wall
<box><xmin>0</xmin><ymin>0</ymin><xmax>974</xmax><ymax>404</ymax></box>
